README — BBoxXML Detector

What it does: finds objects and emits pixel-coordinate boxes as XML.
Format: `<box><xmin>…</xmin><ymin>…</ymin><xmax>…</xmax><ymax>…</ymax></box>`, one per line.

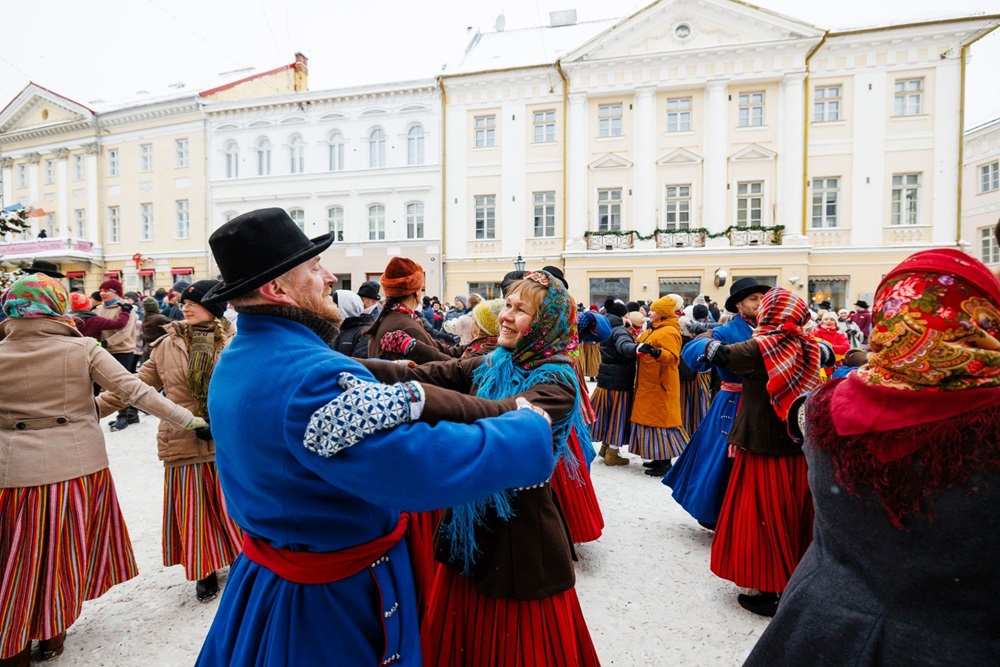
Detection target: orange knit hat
<box><xmin>380</xmin><ymin>257</ymin><xmax>424</xmax><ymax>297</ymax></box>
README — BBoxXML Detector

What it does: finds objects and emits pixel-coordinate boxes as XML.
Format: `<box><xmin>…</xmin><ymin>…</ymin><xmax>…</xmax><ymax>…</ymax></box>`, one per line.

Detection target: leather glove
<box><xmin>381</xmin><ymin>330</ymin><xmax>417</xmax><ymax>355</ymax></box>
<box><xmin>119</xmin><ymin>302</ymin><xmax>133</xmax><ymax>313</ymax></box>
<box><xmin>185</xmin><ymin>416</ymin><xmax>208</xmax><ymax>430</ymax></box>
<box><xmin>636</xmin><ymin>343</ymin><xmax>661</xmax><ymax>359</ymax></box>
<box><xmin>701</xmin><ymin>340</ymin><xmax>730</xmax><ymax>366</ymax></box>
<box><xmin>304</xmin><ymin>372</ymin><xmax>425</xmax><ymax>457</ymax></box>
<box><xmin>194</xmin><ymin>425</ymin><xmax>213</xmax><ymax>441</ymax></box>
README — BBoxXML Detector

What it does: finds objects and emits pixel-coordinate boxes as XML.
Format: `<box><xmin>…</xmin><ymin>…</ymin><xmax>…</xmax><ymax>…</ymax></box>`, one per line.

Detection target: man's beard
<box><xmin>300</xmin><ymin>290</ymin><xmax>343</xmax><ymax>327</ymax></box>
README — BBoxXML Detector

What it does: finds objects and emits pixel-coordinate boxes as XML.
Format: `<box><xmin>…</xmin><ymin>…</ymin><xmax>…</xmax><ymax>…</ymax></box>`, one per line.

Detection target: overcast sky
<box><xmin>2</xmin><ymin>0</ymin><xmax>998</xmax><ymax>127</ymax></box>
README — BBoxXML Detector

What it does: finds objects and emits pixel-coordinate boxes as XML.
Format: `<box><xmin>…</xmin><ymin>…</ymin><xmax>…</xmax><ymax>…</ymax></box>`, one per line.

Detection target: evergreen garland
<box><xmin>583</xmin><ymin>225</ymin><xmax>785</xmax><ymax>243</ymax></box>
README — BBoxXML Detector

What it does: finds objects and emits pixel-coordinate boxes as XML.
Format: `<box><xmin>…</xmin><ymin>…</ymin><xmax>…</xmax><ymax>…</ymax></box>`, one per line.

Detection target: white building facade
<box><xmin>962</xmin><ymin>117</ymin><xmax>1000</xmax><ymax>271</ymax></box>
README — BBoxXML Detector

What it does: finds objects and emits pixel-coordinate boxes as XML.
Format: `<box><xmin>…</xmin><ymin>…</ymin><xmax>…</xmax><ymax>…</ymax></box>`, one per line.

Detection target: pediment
<box><xmin>589</xmin><ymin>153</ymin><xmax>633</xmax><ymax>170</ymax></box>
<box><xmin>566</xmin><ymin>0</ymin><xmax>823</xmax><ymax>63</ymax></box>
<box><xmin>0</xmin><ymin>83</ymin><xmax>94</xmax><ymax>135</ymax></box>
<box><xmin>657</xmin><ymin>147</ymin><xmax>703</xmax><ymax>165</ymax></box>
<box><xmin>729</xmin><ymin>143</ymin><xmax>776</xmax><ymax>161</ymax></box>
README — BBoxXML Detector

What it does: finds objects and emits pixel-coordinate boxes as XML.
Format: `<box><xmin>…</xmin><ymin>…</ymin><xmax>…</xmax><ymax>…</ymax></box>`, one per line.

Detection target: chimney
<box><xmin>549</xmin><ymin>9</ymin><xmax>577</xmax><ymax>27</ymax></box>
<box><xmin>294</xmin><ymin>52</ymin><xmax>309</xmax><ymax>92</ymax></box>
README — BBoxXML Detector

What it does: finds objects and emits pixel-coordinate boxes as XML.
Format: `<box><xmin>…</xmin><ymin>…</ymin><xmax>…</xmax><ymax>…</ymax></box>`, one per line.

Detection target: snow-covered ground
<box><xmin>54</xmin><ymin>414</ymin><xmax>768</xmax><ymax>666</ymax></box>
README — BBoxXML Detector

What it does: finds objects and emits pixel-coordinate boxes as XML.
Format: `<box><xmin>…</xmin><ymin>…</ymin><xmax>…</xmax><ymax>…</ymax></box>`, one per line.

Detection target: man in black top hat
<box><xmin>24</xmin><ymin>259</ymin><xmax>64</xmax><ymax>279</ymax></box>
<box><xmin>356</xmin><ymin>280</ymin><xmax>382</xmax><ymax>319</ymax></box>
<box><xmin>724</xmin><ymin>277</ymin><xmax>771</xmax><ymax>317</ymax></box>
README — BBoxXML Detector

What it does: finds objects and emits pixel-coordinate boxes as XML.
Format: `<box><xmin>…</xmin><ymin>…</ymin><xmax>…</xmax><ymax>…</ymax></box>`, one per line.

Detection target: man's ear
<box><xmin>257</xmin><ymin>278</ymin><xmax>296</xmax><ymax>306</ymax></box>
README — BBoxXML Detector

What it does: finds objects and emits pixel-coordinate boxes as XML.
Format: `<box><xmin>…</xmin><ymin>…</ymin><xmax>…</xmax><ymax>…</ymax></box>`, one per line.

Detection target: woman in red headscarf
<box><xmin>701</xmin><ymin>287</ymin><xmax>822</xmax><ymax>617</ymax></box>
<box><xmin>745</xmin><ymin>249</ymin><xmax>1000</xmax><ymax>665</ymax></box>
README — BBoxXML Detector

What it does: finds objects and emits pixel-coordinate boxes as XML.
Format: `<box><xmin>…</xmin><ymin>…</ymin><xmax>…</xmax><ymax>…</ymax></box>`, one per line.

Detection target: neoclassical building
<box><xmin>205</xmin><ymin>79</ymin><xmax>442</xmax><ymax>293</ymax></box>
<box><xmin>962</xmin><ymin>116</ymin><xmax>1000</xmax><ymax>269</ymax></box>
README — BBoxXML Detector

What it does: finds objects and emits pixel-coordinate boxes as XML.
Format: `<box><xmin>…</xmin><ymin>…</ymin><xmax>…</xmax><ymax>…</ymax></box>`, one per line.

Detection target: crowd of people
<box><xmin>1</xmin><ymin>207</ymin><xmax>997</xmax><ymax>666</ymax></box>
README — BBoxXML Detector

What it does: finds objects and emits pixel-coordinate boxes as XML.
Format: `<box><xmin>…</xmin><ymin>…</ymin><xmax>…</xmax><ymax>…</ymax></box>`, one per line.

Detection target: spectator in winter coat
<box><xmin>141</xmin><ymin>297</ymin><xmax>172</xmax><ymax>361</ymax></box>
<box><xmin>69</xmin><ymin>291</ymin><xmax>131</xmax><ymax>340</ymax></box>
<box><xmin>162</xmin><ymin>281</ymin><xmax>190</xmax><ymax>320</ymax></box>
<box><xmin>331</xmin><ymin>290</ymin><xmax>372</xmax><ymax>359</ymax></box>
<box><xmin>850</xmin><ymin>300</ymin><xmax>872</xmax><ymax>342</ymax></box>
<box><xmin>836</xmin><ymin>309</ymin><xmax>864</xmax><ymax>348</ymax></box>
<box><xmin>813</xmin><ymin>312</ymin><xmax>850</xmax><ymax>359</ymax></box>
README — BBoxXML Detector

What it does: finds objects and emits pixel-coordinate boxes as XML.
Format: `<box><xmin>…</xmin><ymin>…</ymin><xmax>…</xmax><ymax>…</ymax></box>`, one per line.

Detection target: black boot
<box><xmin>110</xmin><ymin>414</ymin><xmax>130</xmax><ymax>431</ymax></box>
<box><xmin>196</xmin><ymin>572</ymin><xmax>220</xmax><ymax>602</ymax></box>
<box><xmin>126</xmin><ymin>406</ymin><xmax>140</xmax><ymax>424</ymax></box>
<box><xmin>644</xmin><ymin>459</ymin><xmax>671</xmax><ymax>476</ymax></box>
<box><xmin>37</xmin><ymin>631</ymin><xmax>66</xmax><ymax>661</ymax></box>
<box><xmin>737</xmin><ymin>592</ymin><xmax>780</xmax><ymax>617</ymax></box>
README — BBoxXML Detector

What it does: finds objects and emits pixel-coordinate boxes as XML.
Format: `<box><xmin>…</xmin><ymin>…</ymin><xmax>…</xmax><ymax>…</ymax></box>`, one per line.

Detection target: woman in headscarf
<box><xmin>97</xmin><ymin>280</ymin><xmax>242</xmax><ymax>604</ymax></box>
<box><xmin>746</xmin><ymin>249</ymin><xmax>1000</xmax><ymax>665</ymax></box>
<box><xmin>331</xmin><ymin>289</ymin><xmax>372</xmax><ymax>359</ymax></box>
<box><xmin>0</xmin><ymin>275</ymin><xmax>204</xmax><ymax>665</ymax></box>
<box><xmin>702</xmin><ymin>287</ymin><xmax>821</xmax><ymax>617</ymax></box>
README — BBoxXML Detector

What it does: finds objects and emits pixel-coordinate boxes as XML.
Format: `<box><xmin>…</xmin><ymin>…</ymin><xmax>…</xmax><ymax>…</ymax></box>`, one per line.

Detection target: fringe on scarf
<box><xmin>184</xmin><ymin>320</ymin><xmax>226</xmax><ymax>418</ymax></box>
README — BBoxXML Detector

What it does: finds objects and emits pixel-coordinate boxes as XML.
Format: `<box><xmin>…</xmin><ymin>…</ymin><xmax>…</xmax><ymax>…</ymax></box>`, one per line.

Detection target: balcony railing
<box><xmin>586</xmin><ymin>232</ymin><xmax>634</xmax><ymax>250</ymax></box>
<box><xmin>0</xmin><ymin>237</ymin><xmax>95</xmax><ymax>260</ymax></box>
<box><xmin>654</xmin><ymin>229</ymin><xmax>706</xmax><ymax>248</ymax></box>
<box><xmin>727</xmin><ymin>226</ymin><xmax>782</xmax><ymax>247</ymax></box>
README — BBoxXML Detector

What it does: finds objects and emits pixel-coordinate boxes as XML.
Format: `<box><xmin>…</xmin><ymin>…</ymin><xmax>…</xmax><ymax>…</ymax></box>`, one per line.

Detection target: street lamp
<box><xmin>514</xmin><ymin>254</ymin><xmax>525</xmax><ymax>272</ymax></box>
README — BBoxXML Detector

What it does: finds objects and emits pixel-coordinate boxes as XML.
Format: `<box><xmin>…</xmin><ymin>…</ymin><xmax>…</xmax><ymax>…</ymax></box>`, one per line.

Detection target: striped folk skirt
<box><xmin>578</xmin><ymin>342</ymin><xmax>602</xmax><ymax>379</ymax></box>
<box><xmin>0</xmin><ymin>469</ymin><xmax>138</xmax><ymax>659</ymax></box>
<box><xmin>589</xmin><ymin>387</ymin><xmax>633</xmax><ymax>449</ymax></box>
<box><xmin>422</xmin><ymin>566</ymin><xmax>601</xmax><ymax>667</ymax></box>
<box><xmin>627</xmin><ymin>423</ymin><xmax>689</xmax><ymax>461</ymax></box>
<box><xmin>680</xmin><ymin>373</ymin><xmax>712</xmax><ymax>436</ymax></box>
<box><xmin>710</xmin><ymin>449</ymin><xmax>814</xmax><ymax>593</ymax></box>
<box><xmin>163</xmin><ymin>462</ymin><xmax>243</xmax><ymax>581</ymax></box>
<box><xmin>550</xmin><ymin>428</ymin><xmax>604</xmax><ymax>544</ymax></box>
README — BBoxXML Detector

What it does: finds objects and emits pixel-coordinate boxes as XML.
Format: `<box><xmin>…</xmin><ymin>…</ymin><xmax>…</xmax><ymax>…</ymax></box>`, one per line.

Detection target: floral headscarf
<box><xmin>753</xmin><ymin>287</ymin><xmax>821</xmax><ymax>420</ymax></box>
<box><xmin>1</xmin><ymin>273</ymin><xmax>75</xmax><ymax>327</ymax></box>
<box><xmin>507</xmin><ymin>270</ymin><xmax>579</xmax><ymax>370</ymax></box>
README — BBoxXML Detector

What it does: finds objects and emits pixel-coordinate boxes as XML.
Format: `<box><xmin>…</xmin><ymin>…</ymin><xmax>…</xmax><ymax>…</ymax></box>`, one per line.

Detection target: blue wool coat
<box><xmin>195</xmin><ymin>314</ymin><xmax>554</xmax><ymax>667</ymax></box>
<box><xmin>663</xmin><ymin>316</ymin><xmax>753</xmax><ymax>523</ymax></box>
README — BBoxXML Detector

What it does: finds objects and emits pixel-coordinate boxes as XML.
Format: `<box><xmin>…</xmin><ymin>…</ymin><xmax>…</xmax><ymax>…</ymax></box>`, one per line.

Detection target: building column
<box><xmin>565</xmin><ymin>91</ymin><xmax>588</xmax><ymax>250</ymax></box>
<box><xmin>84</xmin><ymin>143</ymin><xmax>100</xmax><ymax>242</ymax></box>
<box><xmin>442</xmin><ymin>97</ymin><xmax>468</xmax><ymax>258</ymax></box>
<box><xmin>25</xmin><ymin>153</ymin><xmax>40</xmax><ymax>235</ymax></box>
<box><xmin>54</xmin><ymin>148</ymin><xmax>70</xmax><ymax>238</ymax></box>
<box><xmin>777</xmin><ymin>71</ymin><xmax>807</xmax><ymax>243</ymax></box>
<box><xmin>0</xmin><ymin>157</ymin><xmax>12</xmax><ymax>209</ymax></box>
<box><xmin>850</xmin><ymin>72</ymin><xmax>886</xmax><ymax>248</ymax></box>
<box><xmin>633</xmin><ymin>86</ymin><xmax>657</xmax><ymax>237</ymax></box>
<box><xmin>702</xmin><ymin>80</ymin><xmax>728</xmax><ymax>235</ymax></box>
<box><xmin>932</xmin><ymin>56</ymin><xmax>963</xmax><ymax>246</ymax></box>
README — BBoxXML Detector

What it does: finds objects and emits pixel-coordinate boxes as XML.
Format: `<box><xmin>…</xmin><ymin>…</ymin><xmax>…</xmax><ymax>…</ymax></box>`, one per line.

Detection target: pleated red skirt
<box><xmin>422</xmin><ymin>566</ymin><xmax>601</xmax><ymax>667</ymax></box>
<box><xmin>404</xmin><ymin>508</ymin><xmax>444</xmax><ymax>621</ymax></box>
<box><xmin>550</xmin><ymin>429</ymin><xmax>604</xmax><ymax>544</ymax></box>
<box><xmin>710</xmin><ymin>449</ymin><xmax>814</xmax><ymax>592</ymax></box>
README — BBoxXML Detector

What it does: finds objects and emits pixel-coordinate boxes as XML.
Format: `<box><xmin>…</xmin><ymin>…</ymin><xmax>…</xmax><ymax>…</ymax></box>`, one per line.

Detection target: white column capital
<box><xmin>568</xmin><ymin>91</ymin><xmax>588</xmax><ymax>104</ymax></box>
<box><xmin>705</xmin><ymin>79</ymin><xmax>729</xmax><ymax>93</ymax></box>
<box><xmin>635</xmin><ymin>85</ymin><xmax>657</xmax><ymax>99</ymax></box>
<box><xmin>782</xmin><ymin>71</ymin><xmax>808</xmax><ymax>87</ymax></box>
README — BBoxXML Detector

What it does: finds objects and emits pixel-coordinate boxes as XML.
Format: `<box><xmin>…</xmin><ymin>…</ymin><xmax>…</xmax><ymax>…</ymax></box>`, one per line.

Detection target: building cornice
<box><xmin>0</xmin><ymin>120</ymin><xmax>97</xmax><ymax>146</ymax></box>
<box><xmin>204</xmin><ymin>80</ymin><xmax>438</xmax><ymax>117</ymax></box>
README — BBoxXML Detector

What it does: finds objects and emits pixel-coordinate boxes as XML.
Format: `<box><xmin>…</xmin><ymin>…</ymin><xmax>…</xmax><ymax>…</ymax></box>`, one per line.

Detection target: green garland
<box><xmin>583</xmin><ymin>225</ymin><xmax>784</xmax><ymax>242</ymax></box>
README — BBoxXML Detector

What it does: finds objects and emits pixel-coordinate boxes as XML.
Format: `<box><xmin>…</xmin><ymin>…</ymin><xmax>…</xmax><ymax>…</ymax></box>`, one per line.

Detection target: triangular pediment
<box><xmin>730</xmin><ymin>143</ymin><xmax>776</xmax><ymax>161</ymax></box>
<box><xmin>589</xmin><ymin>153</ymin><xmax>633</xmax><ymax>170</ymax></box>
<box><xmin>0</xmin><ymin>83</ymin><xmax>94</xmax><ymax>135</ymax></box>
<box><xmin>657</xmin><ymin>147</ymin><xmax>703</xmax><ymax>165</ymax></box>
<box><xmin>566</xmin><ymin>0</ymin><xmax>824</xmax><ymax>62</ymax></box>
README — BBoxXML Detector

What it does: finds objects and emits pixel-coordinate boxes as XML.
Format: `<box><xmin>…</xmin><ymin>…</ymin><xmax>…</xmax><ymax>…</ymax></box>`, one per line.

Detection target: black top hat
<box><xmin>818</xmin><ymin>300</ymin><xmax>832</xmax><ymax>310</ymax></box>
<box><xmin>202</xmin><ymin>208</ymin><xmax>333</xmax><ymax>305</ymax></box>
<box><xmin>725</xmin><ymin>277</ymin><xmax>772</xmax><ymax>313</ymax></box>
<box><xmin>541</xmin><ymin>265</ymin><xmax>568</xmax><ymax>289</ymax></box>
<box><xmin>854</xmin><ymin>300</ymin><xmax>870</xmax><ymax>309</ymax></box>
<box><xmin>25</xmin><ymin>259</ymin><xmax>64</xmax><ymax>279</ymax></box>
<box><xmin>357</xmin><ymin>281</ymin><xmax>381</xmax><ymax>300</ymax></box>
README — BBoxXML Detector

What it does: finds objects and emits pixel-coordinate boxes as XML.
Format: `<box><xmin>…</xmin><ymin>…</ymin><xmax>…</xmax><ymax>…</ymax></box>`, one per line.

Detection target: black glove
<box><xmin>119</xmin><ymin>302</ymin><xmax>133</xmax><ymax>313</ymax></box>
<box><xmin>703</xmin><ymin>340</ymin><xmax>730</xmax><ymax>367</ymax></box>
<box><xmin>194</xmin><ymin>425</ymin><xmax>213</xmax><ymax>441</ymax></box>
<box><xmin>636</xmin><ymin>343</ymin><xmax>661</xmax><ymax>359</ymax></box>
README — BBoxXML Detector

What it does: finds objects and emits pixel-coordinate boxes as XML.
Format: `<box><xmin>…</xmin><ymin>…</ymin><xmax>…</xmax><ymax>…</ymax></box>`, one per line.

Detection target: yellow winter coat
<box><xmin>629</xmin><ymin>316</ymin><xmax>682</xmax><ymax>428</ymax></box>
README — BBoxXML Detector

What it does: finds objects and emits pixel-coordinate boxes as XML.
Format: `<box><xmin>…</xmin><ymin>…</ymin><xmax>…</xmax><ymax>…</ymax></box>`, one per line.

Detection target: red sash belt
<box><xmin>241</xmin><ymin>513</ymin><xmax>410</xmax><ymax>584</ymax></box>
<box><xmin>720</xmin><ymin>381</ymin><xmax>743</xmax><ymax>394</ymax></box>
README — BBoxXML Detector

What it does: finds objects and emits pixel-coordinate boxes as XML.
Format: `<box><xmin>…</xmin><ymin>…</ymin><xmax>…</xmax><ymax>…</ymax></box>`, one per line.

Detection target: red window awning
<box><xmin>104</xmin><ymin>271</ymin><xmax>121</xmax><ymax>278</ymax></box>
<box><xmin>170</xmin><ymin>267</ymin><xmax>193</xmax><ymax>275</ymax></box>
<box><xmin>137</xmin><ymin>269</ymin><xmax>155</xmax><ymax>276</ymax></box>
<box><xmin>65</xmin><ymin>271</ymin><xmax>85</xmax><ymax>278</ymax></box>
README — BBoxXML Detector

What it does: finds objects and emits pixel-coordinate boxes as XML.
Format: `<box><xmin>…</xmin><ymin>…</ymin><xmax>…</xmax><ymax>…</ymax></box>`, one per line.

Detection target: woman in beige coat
<box><xmin>0</xmin><ymin>274</ymin><xmax>204</xmax><ymax>666</ymax></box>
<box><xmin>98</xmin><ymin>280</ymin><xmax>242</xmax><ymax>603</ymax></box>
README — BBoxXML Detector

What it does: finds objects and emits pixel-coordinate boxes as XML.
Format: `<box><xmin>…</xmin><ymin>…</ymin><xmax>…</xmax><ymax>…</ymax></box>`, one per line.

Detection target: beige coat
<box><xmin>94</xmin><ymin>301</ymin><xmax>139</xmax><ymax>354</ymax></box>
<box><xmin>99</xmin><ymin>320</ymin><xmax>232</xmax><ymax>468</ymax></box>
<box><xmin>0</xmin><ymin>318</ymin><xmax>195</xmax><ymax>488</ymax></box>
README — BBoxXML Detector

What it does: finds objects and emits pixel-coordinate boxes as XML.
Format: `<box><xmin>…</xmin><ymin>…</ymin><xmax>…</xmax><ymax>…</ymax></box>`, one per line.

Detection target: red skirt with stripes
<box><xmin>550</xmin><ymin>429</ymin><xmax>604</xmax><ymax>544</ymax></box>
<box><xmin>162</xmin><ymin>462</ymin><xmax>243</xmax><ymax>581</ymax></box>
<box><xmin>405</xmin><ymin>508</ymin><xmax>444</xmax><ymax>621</ymax></box>
<box><xmin>710</xmin><ymin>449</ymin><xmax>814</xmax><ymax>592</ymax></box>
<box><xmin>589</xmin><ymin>387</ymin><xmax>633</xmax><ymax>449</ymax></box>
<box><xmin>0</xmin><ymin>469</ymin><xmax>138</xmax><ymax>659</ymax></box>
<box><xmin>422</xmin><ymin>565</ymin><xmax>601</xmax><ymax>667</ymax></box>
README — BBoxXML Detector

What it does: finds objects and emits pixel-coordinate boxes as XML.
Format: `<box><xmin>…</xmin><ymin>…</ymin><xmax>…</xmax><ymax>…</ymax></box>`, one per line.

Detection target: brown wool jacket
<box><xmin>0</xmin><ymin>318</ymin><xmax>195</xmax><ymax>488</ymax></box>
<box><xmin>365</xmin><ymin>310</ymin><xmax>456</xmax><ymax>364</ymax></box>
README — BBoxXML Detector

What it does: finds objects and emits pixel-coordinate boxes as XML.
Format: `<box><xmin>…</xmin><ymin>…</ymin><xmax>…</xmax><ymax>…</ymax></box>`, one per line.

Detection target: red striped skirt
<box><xmin>422</xmin><ymin>566</ymin><xmax>601</xmax><ymax>667</ymax></box>
<box><xmin>550</xmin><ymin>429</ymin><xmax>604</xmax><ymax>544</ymax></box>
<box><xmin>627</xmin><ymin>424</ymin><xmax>689</xmax><ymax>461</ymax></box>
<box><xmin>162</xmin><ymin>462</ymin><xmax>243</xmax><ymax>581</ymax></box>
<box><xmin>0</xmin><ymin>469</ymin><xmax>138</xmax><ymax>658</ymax></box>
<box><xmin>589</xmin><ymin>387</ymin><xmax>633</xmax><ymax>449</ymax></box>
<box><xmin>405</xmin><ymin>508</ymin><xmax>444</xmax><ymax>621</ymax></box>
<box><xmin>710</xmin><ymin>449</ymin><xmax>814</xmax><ymax>592</ymax></box>
<box><xmin>680</xmin><ymin>374</ymin><xmax>712</xmax><ymax>436</ymax></box>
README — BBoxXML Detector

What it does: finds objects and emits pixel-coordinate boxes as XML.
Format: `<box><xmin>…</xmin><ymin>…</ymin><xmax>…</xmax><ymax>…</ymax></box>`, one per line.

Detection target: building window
<box><xmin>981</xmin><ymin>162</ymin><xmax>999</xmax><ymax>193</ymax></box>
<box><xmin>406</xmin><ymin>202</ymin><xmax>425</xmax><ymax>239</ymax></box>
<box><xmin>368</xmin><ymin>128</ymin><xmax>386</xmax><ymax>168</ymax></box>
<box><xmin>663</xmin><ymin>185</ymin><xmax>691</xmax><ymax>229</ymax></box>
<box><xmin>533</xmin><ymin>191</ymin><xmax>556</xmax><ymax>238</ymax></box>
<box><xmin>327</xmin><ymin>206</ymin><xmax>344</xmax><ymax>241</ymax></box>
<box><xmin>981</xmin><ymin>227</ymin><xmax>999</xmax><ymax>264</ymax></box>
<box><xmin>289</xmin><ymin>208</ymin><xmax>305</xmax><ymax>231</ymax></box>
<box><xmin>893</xmin><ymin>79</ymin><xmax>923</xmax><ymax>116</ymax></box>
<box><xmin>140</xmin><ymin>203</ymin><xmax>153</xmax><ymax>240</ymax></box>
<box><xmin>256</xmin><ymin>138</ymin><xmax>272</xmax><ymax>176</ymax></box>
<box><xmin>589</xmin><ymin>277</ymin><xmax>631</xmax><ymax>306</ymax></box>
<box><xmin>736</xmin><ymin>181</ymin><xmax>763</xmax><ymax>227</ymax></box>
<box><xmin>74</xmin><ymin>209</ymin><xmax>85</xmax><ymax>237</ymax></box>
<box><xmin>45</xmin><ymin>160</ymin><xmax>54</xmax><ymax>184</ymax></box>
<box><xmin>474</xmin><ymin>116</ymin><xmax>496</xmax><ymax>148</ymax></box>
<box><xmin>808</xmin><ymin>277</ymin><xmax>849</xmax><ymax>310</ymax></box>
<box><xmin>140</xmin><ymin>144</ymin><xmax>153</xmax><ymax>172</ymax></box>
<box><xmin>17</xmin><ymin>164</ymin><xmax>26</xmax><ymax>188</ymax></box>
<box><xmin>738</xmin><ymin>92</ymin><xmax>765</xmax><ymax>127</ymax></box>
<box><xmin>328</xmin><ymin>132</ymin><xmax>344</xmax><ymax>171</ymax></box>
<box><xmin>108</xmin><ymin>206</ymin><xmax>120</xmax><ymax>243</ymax></box>
<box><xmin>533</xmin><ymin>110</ymin><xmax>556</xmax><ymax>143</ymax></box>
<box><xmin>814</xmin><ymin>86</ymin><xmax>841</xmax><ymax>122</ymax></box>
<box><xmin>658</xmin><ymin>278</ymin><xmax>702</xmax><ymax>307</ymax></box>
<box><xmin>368</xmin><ymin>204</ymin><xmax>386</xmax><ymax>240</ymax></box>
<box><xmin>175</xmin><ymin>138</ymin><xmax>189</xmax><ymax>167</ymax></box>
<box><xmin>108</xmin><ymin>149</ymin><xmax>119</xmax><ymax>177</ymax></box>
<box><xmin>407</xmin><ymin>125</ymin><xmax>425</xmax><ymax>166</ymax></box>
<box><xmin>666</xmin><ymin>98</ymin><xmax>692</xmax><ymax>132</ymax></box>
<box><xmin>289</xmin><ymin>135</ymin><xmax>305</xmax><ymax>174</ymax></box>
<box><xmin>45</xmin><ymin>213</ymin><xmax>56</xmax><ymax>237</ymax></box>
<box><xmin>73</xmin><ymin>155</ymin><xmax>85</xmax><ymax>181</ymax></box>
<box><xmin>811</xmin><ymin>178</ymin><xmax>839</xmax><ymax>228</ymax></box>
<box><xmin>890</xmin><ymin>174</ymin><xmax>920</xmax><ymax>226</ymax></box>
<box><xmin>175</xmin><ymin>200</ymin><xmax>190</xmax><ymax>239</ymax></box>
<box><xmin>474</xmin><ymin>195</ymin><xmax>496</xmax><ymax>239</ymax></box>
<box><xmin>597</xmin><ymin>188</ymin><xmax>622</xmax><ymax>232</ymax></box>
<box><xmin>467</xmin><ymin>281</ymin><xmax>503</xmax><ymax>300</ymax></box>
<box><xmin>598</xmin><ymin>104</ymin><xmax>623</xmax><ymax>137</ymax></box>
<box><xmin>224</xmin><ymin>141</ymin><xmax>239</xmax><ymax>178</ymax></box>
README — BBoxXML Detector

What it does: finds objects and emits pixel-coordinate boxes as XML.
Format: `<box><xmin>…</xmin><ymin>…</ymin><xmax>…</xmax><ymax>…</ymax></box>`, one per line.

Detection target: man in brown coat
<box><xmin>94</xmin><ymin>278</ymin><xmax>141</xmax><ymax>431</ymax></box>
<box><xmin>140</xmin><ymin>297</ymin><xmax>172</xmax><ymax>361</ymax></box>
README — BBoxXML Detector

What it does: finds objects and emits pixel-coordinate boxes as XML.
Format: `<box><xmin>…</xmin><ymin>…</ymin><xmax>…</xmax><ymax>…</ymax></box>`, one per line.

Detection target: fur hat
<box><xmin>380</xmin><ymin>257</ymin><xmax>424</xmax><ymax>297</ymax></box>
<box><xmin>666</xmin><ymin>293</ymin><xmax>684</xmax><ymax>313</ymax></box>
<box><xmin>99</xmin><ymin>278</ymin><xmax>123</xmax><ymax>296</ymax></box>
<box><xmin>472</xmin><ymin>298</ymin><xmax>503</xmax><ymax>337</ymax></box>
<box><xmin>180</xmin><ymin>280</ymin><xmax>226</xmax><ymax>319</ymax></box>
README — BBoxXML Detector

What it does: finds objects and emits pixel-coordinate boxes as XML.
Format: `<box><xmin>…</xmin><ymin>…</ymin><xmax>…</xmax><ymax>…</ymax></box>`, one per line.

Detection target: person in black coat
<box><xmin>331</xmin><ymin>289</ymin><xmax>372</xmax><ymax>359</ymax></box>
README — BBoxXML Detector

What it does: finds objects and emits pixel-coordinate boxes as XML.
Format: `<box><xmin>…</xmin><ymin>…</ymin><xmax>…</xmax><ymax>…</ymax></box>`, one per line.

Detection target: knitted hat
<box><xmin>124</xmin><ymin>291</ymin><xmax>140</xmax><ymax>302</ymax></box>
<box><xmin>171</xmin><ymin>280</ymin><xmax>191</xmax><ymax>293</ymax></box>
<box><xmin>692</xmin><ymin>304</ymin><xmax>709</xmax><ymax>320</ymax></box>
<box><xmin>69</xmin><ymin>292</ymin><xmax>90</xmax><ymax>311</ymax></box>
<box><xmin>666</xmin><ymin>293</ymin><xmax>685</xmax><ymax>313</ymax></box>
<box><xmin>472</xmin><ymin>298</ymin><xmax>503</xmax><ymax>337</ymax></box>
<box><xmin>142</xmin><ymin>297</ymin><xmax>160</xmax><ymax>314</ymax></box>
<box><xmin>453</xmin><ymin>295</ymin><xmax>467</xmax><ymax>309</ymax></box>
<box><xmin>606</xmin><ymin>300</ymin><xmax>628</xmax><ymax>318</ymax></box>
<box><xmin>650</xmin><ymin>295</ymin><xmax>676</xmax><ymax>319</ymax></box>
<box><xmin>380</xmin><ymin>257</ymin><xmax>424</xmax><ymax>297</ymax></box>
<box><xmin>179</xmin><ymin>280</ymin><xmax>225</xmax><ymax>319</ymax></box>
<box><xmin>99</xmin><ymin>278</ymin><xmax>123</xmax><ymax>295</ymax></box>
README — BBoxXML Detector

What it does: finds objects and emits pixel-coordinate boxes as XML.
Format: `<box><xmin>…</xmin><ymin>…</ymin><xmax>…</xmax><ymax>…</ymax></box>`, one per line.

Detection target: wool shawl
<box><xmin>753</xmin><ymin>287</ymin><xmax>821</xmax><ymax>420</ymax></box>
